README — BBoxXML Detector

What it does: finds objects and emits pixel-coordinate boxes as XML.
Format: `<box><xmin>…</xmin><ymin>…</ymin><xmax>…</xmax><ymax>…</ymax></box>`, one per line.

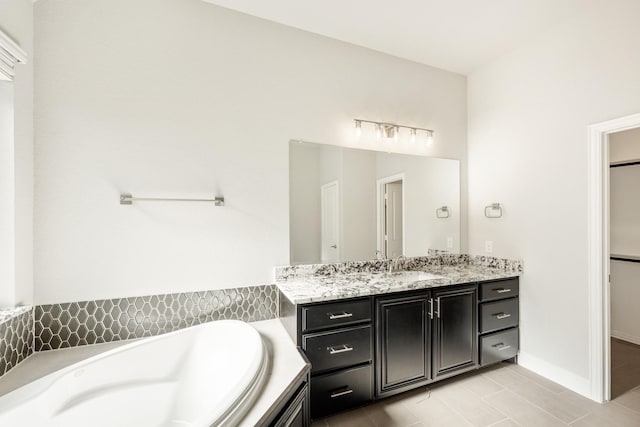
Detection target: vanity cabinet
<box><xmin>278</xmin><ymin>277</ymin><xmax>519</xmax><ymax>420</ymax></box>
<box><xmin>297</xmin><ymin>297</ymin><xmax>374</xmax><ymax>419</ymax></box>
<box><xmin>432</xmin><ymin>285</ymin><xmax>478</xmax><ymax>379</ymax></box>
<box><xmin>478</xmin><ymin>278</ymin><xmax>519</xmax><ymax>365</ymax></box>
<box><xmin>375</xmin><ymin>293</ymin><xmax>431</xmax><ymax>396</ymax></box>
<box><xmin>375</xmin><ymin>285</ymin><xmax>477</xmax><ymax>397</ymax></box>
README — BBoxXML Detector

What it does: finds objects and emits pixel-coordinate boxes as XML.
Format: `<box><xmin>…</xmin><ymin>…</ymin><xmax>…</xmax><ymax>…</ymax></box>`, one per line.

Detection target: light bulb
<box><xmin>410</xmin><ymin>128</ymin><xmax>416</xmax><ymax>144</ymax></box>
<box><xmin>394</xmin><ymin>126</ymin><xmax>399</xmax><ymax>142</ymax></box>
<box><xmin>354</xmin><ymin>120</ymin><xmax>362</xmax><ymax>139</ymax></box>
<box><xmin>426</xmin><ymin>131</ymin><xmax>434</xmax><ymax>146</ymax></box>
<box><xmin>375</xmin><ymin>123</ymin><xmax>382</xmax><ymax>141</ymax></box>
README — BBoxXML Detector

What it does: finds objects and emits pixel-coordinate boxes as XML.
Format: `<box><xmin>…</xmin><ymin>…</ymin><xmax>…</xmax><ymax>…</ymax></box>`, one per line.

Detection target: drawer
<box><xmin>303</xmin><ymin>325</ymin><xmax>372</xmax><ymax>374</ymax></box>
<box><xmin>479</xmin><ymin>278</ymin><xmax>519</xmax><ymax>302</ymax></box>
<box><xmin>310</xmin><ymin>364</ymin><xmax>372</xmax><ymax>419</ymax></box>
<box><xmin>302</xmin><ymin>298</ymin><xmax>371</xmax><ymax>332</ymax></box>
<box><xmin>480</xmin><ymin>328</ymin><xmax>519</xmax><ymax>365</ymax></box>
<box><xmin>480</xmin><ymin>298</ymin><xmax>519</xmax><ymax>333</ymax></box>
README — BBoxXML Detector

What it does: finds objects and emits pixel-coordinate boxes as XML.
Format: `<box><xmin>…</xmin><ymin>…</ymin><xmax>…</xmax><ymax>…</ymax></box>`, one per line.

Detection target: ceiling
<box><xmin>201</xmin><ymin>0</ymin><xmax>591</xmax><ymax>75</ymax></box>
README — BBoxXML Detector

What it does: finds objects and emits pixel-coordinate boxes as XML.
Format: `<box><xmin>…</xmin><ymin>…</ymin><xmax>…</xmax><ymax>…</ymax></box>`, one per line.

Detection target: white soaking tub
<box><xmin>0</xmin><ymin>320</ymin><xmax>268</xmax><ymax>427</ymax></box>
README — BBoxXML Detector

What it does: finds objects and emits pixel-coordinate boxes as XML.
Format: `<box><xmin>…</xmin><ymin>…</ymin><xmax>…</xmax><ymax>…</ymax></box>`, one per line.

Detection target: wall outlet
<box><xmin>485</xmin><ymin>240</ymin><xmax>493</xmax><ymax>253</ymax></box>
<box><xmin>446</xmin><ymin>237</ymin><xmax>453</xmax><ymax>249</ymax></box>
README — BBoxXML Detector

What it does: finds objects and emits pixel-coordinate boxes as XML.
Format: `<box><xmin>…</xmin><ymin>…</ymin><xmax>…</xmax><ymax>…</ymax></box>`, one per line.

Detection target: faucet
<box><xmin>388</xmin><ymin>255</ymin><xmax>406</xmax><ymax>273</ymax></box>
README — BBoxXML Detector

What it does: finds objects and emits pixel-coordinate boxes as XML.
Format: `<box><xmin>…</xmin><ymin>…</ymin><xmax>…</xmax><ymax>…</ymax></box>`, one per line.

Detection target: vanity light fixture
<box><xmin>354</xmin><ymin>119</ymin><xmax>434</xmax><ymax>145</ymax></box>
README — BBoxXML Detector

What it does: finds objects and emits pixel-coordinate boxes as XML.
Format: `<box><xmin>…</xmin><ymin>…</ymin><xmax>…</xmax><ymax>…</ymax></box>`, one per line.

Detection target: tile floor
<box><xmin>313</xmin><ymin>340</ymin><xmax>640</xmax><ymax>427</ymax></box>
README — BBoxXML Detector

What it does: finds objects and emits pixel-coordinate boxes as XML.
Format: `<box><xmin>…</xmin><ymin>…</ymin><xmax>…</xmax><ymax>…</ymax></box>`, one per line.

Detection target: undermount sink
<box><xmin>386</xmin><ymin>271</ymin><xmax>444</xmax><ymax>281</ymax></box>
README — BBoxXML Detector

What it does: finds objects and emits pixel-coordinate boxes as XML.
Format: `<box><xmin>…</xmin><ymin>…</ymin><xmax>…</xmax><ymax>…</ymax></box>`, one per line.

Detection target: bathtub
<box><xmin>0</xmin><ymin>320</ymin><xmax>268</xmax><ymax>427</ymax></box>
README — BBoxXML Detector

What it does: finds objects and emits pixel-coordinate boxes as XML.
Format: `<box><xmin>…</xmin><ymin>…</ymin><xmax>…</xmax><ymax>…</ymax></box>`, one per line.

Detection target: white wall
<box><xmin>289</xmin><ymin>142</ymin><xmax>321</xmax><ymax>264</ymax></box>
<box><xmin>376</xmin><ymin>154</ymin><xmax>460</xmax><ymax>255</ymax></box>
<box><xmin>34</xmin><ymin>0</ymin><xmax>467</xmax><ymax>303</ymax></box>
<box><xmin>610</xmin><ymin>165</ymin><xmax>640</xmax><ymax>256</ymax></box>
<box><xmin>468</xmin><ymin>0</ymin><xmax>640</xmax><ymax>395</ymax></box>
<box><xmin>610</xmin><ymin>127</ymin><xmax>640</xmax><ymax>163</ymax></box>
<box><xmin>341</xmin><ymin>148</ymin><xmax>377</xmax><ymax>261</ymax></box>
<box><xmin>0</xmin><ymin>0</ymin><xmax>34</xmax><ymax>306</ymax></box>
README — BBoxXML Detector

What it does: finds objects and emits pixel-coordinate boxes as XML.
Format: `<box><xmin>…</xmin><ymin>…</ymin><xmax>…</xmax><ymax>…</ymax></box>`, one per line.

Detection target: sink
<box><xmin>386</xmin><ymin>271</ymin><xmax>444</xmax><ymax>281</ymax></box>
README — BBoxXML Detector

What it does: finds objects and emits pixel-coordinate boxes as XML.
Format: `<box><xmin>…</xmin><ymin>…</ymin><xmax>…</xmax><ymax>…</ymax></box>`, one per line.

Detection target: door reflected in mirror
<box><xmin>289</xmin><ymin>140</ymin><xmax>460</xmax><ymax>265</ymax></box>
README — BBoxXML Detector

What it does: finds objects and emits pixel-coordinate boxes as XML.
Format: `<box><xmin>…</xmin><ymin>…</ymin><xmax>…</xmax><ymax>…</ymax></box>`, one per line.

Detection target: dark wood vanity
<box><xmin>279</xmin><ymin>277</ymin><xmax>520</xmax><ymax>420</ymax></box>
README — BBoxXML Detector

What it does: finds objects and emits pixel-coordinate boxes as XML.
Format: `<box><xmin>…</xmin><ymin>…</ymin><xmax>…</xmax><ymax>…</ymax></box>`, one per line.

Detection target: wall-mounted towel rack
<box><xmin>120</xmin><ymin>193</ymin><xmax>224</xmax><ymax>206</ymax></box>
<box><xmin>485</xmin><ymin>203</ymin><xmax>503</xmax><ymax>218</ymax></box>
<box><xmin>436</xmin><ymin>206</ymin><xmax>450</xmax><ymax>218</ymax></box>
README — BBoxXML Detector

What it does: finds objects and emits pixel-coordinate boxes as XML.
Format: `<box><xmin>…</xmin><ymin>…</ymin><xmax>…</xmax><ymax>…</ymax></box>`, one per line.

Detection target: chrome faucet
<box><xmin>388</xmin><ymin>255</ymin><xmax>406</xmax><ymax>273</ymax></box>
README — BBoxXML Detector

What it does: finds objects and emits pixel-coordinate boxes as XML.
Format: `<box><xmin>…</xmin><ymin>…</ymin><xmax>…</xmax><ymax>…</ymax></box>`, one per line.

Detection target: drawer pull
<box><xmin>330</xmin><ymin>388</ymin><xmax>354</xmax><ymax>398</ymax></box>
<box><xmin>495</xmin><ymin>313</ymin><xmax>511</xmax><ymax>320</ymax></box>
<box><xmin>495</xmin><ymin>288</ymin><xmax>512</xmax><ymax>294</ymax></box>
<box><xmin>493</xmin><ymin>342</ymin><xmax>512</xmax><ymax>351</ymax></box>
<box><xmin>328</xmin><ymin>312</ymin><xmax>353</xmax><ymax>320</ymax></box>
<box><xmin>328</xmin><ymin>345</ymin><xmax>354</xmax><ymax>355</ymax></box>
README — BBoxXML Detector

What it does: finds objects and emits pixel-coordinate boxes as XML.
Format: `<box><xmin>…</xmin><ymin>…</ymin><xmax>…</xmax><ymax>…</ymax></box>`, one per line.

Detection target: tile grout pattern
<box><xmin>34</xmin><ymin>284</ymin><xmax>278</xmax><ymax>351</ymax></box>
<box><xmin>0</xmin><ymin>309</ymin><xmax>33</xmax><ymax>377</ymax></box>
<box><xmin>313</xmin><ymin>352</ymin><xmax>640</xmax><ymax>427</ymax></box>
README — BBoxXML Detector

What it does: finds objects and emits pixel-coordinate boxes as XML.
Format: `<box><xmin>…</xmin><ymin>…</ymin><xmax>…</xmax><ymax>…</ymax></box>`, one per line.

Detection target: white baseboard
<box><xmin>611</xmin><ymin>330</ymin><xmax>640</xmax><ymax>346</ymax></box>
<box><xmin>517</xmin><ymin>351</ymin><xmax>592</xmax><ymax>400</ymax></box>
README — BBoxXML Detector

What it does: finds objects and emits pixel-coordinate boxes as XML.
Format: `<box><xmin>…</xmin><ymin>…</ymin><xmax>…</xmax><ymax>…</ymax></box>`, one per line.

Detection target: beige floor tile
<box><xmin>487</xmin><ymin>420</ymin><xmax>522</xmax><ymax>427</ymax></box>
<box><xmin>612</xmin><ymin>388</ymin><xmax>640</xmax><ymax>414</ymax></box>
<box><xmin>483</xmin><ymin>389</ymin><xmax>566</xmax><ymax>427</ymax></box>
<box><xmin>364</xmin><ymin>398</ymin><xmax>420</xmax><ymax>427</ymax></box>
<box><xmin>612</xmin><ymin>363</ymin><xmax>640</xmax><ymax>398</ymax></box>
<box><xmin>502</xmin><ymin>375</ymin><xmax>591</xmax><ymax>423</ymax></box>
<box><xmin>403</xmin><ymin>393</ymin><xmax>473</xmax><ymax>427</ymax></box>
<box><xmin>321</xmin><ymin>407</ymin><xmax>371</xmax><ymax>427</ymax></box>
<box><xmin>437</xmin><ymin>383</ymin><xmax>507</xmax><ymax>426</ymax></box>
<box><xmin>504</xmin><ymin>364</ymin><xmax>565</xmax><ymax>394</ymax></box>
<box><xmin>569</xmin><ymin>401</ymin><xmax>640</xmax><ymax>427</ymax></box>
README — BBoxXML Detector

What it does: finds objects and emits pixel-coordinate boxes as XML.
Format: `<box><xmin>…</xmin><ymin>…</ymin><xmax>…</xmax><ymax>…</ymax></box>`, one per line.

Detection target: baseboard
<box><xmin>517</xmin><ymin>351</ymin><xmax>592</xmax><ymax>399</ymax></box>
<box><xmin>611</xmin><ymin>330</ymin><xmax>640</xmax><ymax>346</ymax></box>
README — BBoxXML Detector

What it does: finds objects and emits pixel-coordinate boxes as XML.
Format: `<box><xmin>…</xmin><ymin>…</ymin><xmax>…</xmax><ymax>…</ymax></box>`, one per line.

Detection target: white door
<box><xmin>385</xmin><ymin>181</ymin><xmax>403</xmax><ymax>258</ymax></box>
<box><xmin>321</xmin><ymin>181</ymin><xmax>340</xmax><ymax>263</ymax></box>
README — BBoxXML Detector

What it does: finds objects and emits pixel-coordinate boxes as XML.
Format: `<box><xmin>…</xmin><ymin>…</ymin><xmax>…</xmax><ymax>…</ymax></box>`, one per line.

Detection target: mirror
<box><xmin>289</xmin><ymin>140</ymin><xmax>460</xmax><ymax>265</ymax></box>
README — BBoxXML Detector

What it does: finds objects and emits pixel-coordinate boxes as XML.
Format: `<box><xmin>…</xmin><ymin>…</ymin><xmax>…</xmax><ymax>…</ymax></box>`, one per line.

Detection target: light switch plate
<box><xmin>485</xmin><ymin>240</ymin><xmax>493</xmax><ymax>253</ymax></box>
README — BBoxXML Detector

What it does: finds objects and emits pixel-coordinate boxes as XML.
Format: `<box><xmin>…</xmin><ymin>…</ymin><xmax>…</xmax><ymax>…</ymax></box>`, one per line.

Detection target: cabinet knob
<box><xmin>495</xmin><ymin>313</ymin><xmax>511</xmax><ymax>320</ymax></box>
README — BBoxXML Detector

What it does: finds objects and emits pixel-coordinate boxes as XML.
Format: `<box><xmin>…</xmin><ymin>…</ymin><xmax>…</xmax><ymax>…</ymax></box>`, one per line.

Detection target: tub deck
<box><xmin>0</xmin><ymin>319</ymin><xmax>309</xmax><ymax>426</ymax></box>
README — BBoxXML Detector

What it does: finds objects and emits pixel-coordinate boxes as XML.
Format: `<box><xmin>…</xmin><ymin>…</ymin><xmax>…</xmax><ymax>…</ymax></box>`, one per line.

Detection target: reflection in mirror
<box><xmin>289</xmin><ymin>140</ymin><xmax>460</xmax><ymax>265</ymax></box>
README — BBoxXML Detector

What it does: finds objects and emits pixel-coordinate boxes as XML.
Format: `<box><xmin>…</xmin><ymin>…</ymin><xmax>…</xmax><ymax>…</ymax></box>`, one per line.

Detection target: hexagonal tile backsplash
<box><xmin>34</xmin><ymin>284</ymin><xmax>278</xmax><ymax>351</ymax></box>
<box><xmin>0</xmin><ymin>309</ymin><xmax>34</xmax><ymax>376</ymax></box>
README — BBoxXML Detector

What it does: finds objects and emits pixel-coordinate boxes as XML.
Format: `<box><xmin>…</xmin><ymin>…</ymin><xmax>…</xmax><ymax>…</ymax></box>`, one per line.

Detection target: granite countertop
<box><xmin>276</xmin><ymin>258</ymin><xmax>522</xmax><ymax>305</ymax></box>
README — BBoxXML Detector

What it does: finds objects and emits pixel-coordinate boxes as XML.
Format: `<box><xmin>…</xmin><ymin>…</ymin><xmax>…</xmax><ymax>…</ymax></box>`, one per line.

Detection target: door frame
<box><xmin>376</xmin><ymin>173</ymin><xmax>406</xmax><ymax>259</ymax></box>
<box><xmin>587</xmin><ymin>112</ymin><xmax>640</xmax><ymax>403</ymax></box>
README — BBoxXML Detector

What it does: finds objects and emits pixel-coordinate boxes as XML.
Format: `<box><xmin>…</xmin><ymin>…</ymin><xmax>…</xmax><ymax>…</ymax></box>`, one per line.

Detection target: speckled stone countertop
<box><xmin>276</xmin><ymin>255</ymin><xmax>522</xmax><ymax>304</ymax></box>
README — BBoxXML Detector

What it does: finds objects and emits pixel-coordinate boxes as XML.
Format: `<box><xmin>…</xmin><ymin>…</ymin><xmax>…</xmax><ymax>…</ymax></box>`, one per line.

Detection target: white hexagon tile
<box><xmin>34</xmin><ymin>285</ymin><xmax>278</xmax><ymax>351</ymax></box>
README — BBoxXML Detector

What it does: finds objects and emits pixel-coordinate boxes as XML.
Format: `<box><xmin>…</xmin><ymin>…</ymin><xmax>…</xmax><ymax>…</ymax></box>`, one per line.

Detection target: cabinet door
<box><xmin>375</xmin><ymin>293</ymin><xmax>430</xmax><ymax>396</ymax></box>
<box><xmin>432</xmin><ymin>285</ymin><xmax>477</xmax><ymax>379</ymax></box>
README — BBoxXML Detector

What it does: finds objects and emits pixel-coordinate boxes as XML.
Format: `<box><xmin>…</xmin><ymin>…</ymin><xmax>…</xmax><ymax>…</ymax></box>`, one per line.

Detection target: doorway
<box><xmin>608</xmin><ymin>128</ymin><xmax>640</xmax><ymax>398</ymax></box>
<box><xmin>377</xmin><ymin>174</ymin><xmax>405</xmax><ymax>259</ymax></box>
<box><xmin>587</xmin><ymin>112</ymin><xmax>640</xmax><ymax>403</ymax></box>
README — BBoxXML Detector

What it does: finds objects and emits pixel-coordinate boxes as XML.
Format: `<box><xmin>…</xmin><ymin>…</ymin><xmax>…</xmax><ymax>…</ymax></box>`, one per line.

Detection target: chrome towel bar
<box><xmin>120</xmin><ymin>193</ymin><xmax>224</xmax><ymax>206</ymax></box>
